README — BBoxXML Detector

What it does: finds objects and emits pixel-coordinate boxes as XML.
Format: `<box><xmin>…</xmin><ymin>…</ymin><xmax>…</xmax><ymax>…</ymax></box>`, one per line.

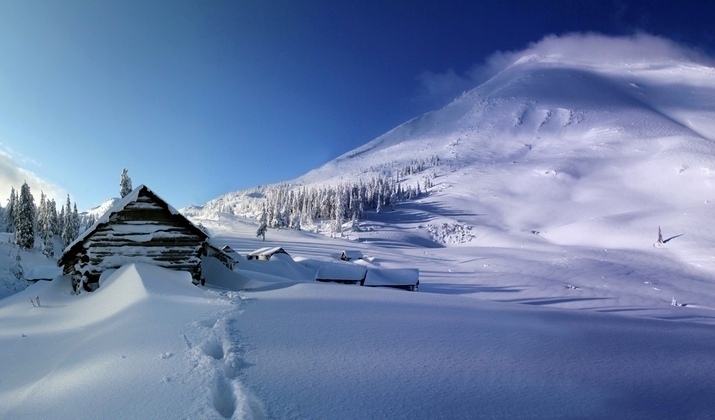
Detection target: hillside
<box><xmin>187</xmin><ymin>55</ymin><xmax>715</xmax><ymax>299</ymax></box>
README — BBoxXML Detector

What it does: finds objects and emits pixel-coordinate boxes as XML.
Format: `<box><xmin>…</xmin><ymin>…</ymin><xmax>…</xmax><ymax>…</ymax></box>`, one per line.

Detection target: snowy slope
<box><xmin>189</xmin><ymin>54</ymin><xmax>715</xmax><ymax>313</ymax></box>
<box><xmin>193</xmin><ymin>56</ymin><xmax>715</xmax><ymax>251</ymax></box>
<box><xmin>81</xmin><ymin>197</ymin><xmax>120</xmax><ymax>221</ymax></box>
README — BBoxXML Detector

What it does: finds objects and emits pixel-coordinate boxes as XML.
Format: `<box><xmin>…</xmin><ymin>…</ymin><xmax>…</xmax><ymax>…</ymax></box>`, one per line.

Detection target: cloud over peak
<box><xmin>487</xmin><ymin>32</ymin><xmax>713</xmax><ymax>72</ymax></box>
<box><xmin>418</xmin><ymin>32</ymin><xmax>714</xmax><ymax>106</ymax></box>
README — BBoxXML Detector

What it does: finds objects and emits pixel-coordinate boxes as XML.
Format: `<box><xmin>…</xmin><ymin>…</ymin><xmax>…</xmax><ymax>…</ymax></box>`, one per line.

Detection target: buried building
<box><xmin>58</xmin><ymin>185</ymin><xmax>209</xmax><ymax>292</ymax></box>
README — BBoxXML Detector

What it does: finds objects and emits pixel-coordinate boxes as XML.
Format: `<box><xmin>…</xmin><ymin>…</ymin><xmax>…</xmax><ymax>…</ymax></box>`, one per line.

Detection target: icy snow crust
<box><xmin>4</xmin><ymin>56</ymin><xmax>715</xmax><ymax>418</ymax></box>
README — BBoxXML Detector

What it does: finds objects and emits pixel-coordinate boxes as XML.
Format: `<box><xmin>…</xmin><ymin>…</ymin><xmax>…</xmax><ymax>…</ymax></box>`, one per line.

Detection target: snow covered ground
<box><xmin>2</xmin><ymin>216</ymin><xmax>715</xmax><ymax>419</ymax></box>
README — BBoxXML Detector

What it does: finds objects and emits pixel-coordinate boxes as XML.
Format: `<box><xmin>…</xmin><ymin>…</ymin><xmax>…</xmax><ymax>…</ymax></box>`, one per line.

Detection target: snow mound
<box><xmin>68</xmin><ymin>263</ymin><xmax>205</xmax><ymax>326</ymax></box>
<box><xmin>99</xmin><ymin>262</ymin><xmax>199</xmax><ymax>298</ymax></box>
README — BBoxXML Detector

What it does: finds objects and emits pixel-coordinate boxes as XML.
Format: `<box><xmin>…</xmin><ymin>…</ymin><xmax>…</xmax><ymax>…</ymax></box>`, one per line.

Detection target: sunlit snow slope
<box><xmin>301</xmin><ymin>56</ymin><xmax>715</xmax><ymax>252</ymax></box>
<box><xmin>191</xmin><ymin>55</ymin><xmax>715</xmax><ymax>320</ymax></box>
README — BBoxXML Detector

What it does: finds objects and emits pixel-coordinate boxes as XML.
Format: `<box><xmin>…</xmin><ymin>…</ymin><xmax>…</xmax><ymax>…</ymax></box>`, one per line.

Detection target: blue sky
<box><xmin>0</xmin><ymin>0</ymin><xmax>713</xmax><ymax>210</ymax></box>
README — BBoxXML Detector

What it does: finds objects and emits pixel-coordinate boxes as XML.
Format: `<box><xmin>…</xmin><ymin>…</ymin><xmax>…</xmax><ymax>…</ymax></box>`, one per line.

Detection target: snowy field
<box><xmin>2</xmin><ymin>214</ymin><xmax>715</xmax><ymax>419</ymax></box>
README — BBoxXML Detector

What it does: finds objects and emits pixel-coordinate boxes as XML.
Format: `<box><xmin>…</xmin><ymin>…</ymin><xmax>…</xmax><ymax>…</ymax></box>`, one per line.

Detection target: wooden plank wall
<box><xmin>63</xmin><ymin>194</ymin><xmax>204</xmax><ymax>283</ymax></box>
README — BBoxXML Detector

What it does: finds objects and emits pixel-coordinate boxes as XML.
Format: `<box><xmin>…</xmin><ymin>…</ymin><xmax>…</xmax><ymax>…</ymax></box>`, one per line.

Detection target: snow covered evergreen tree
<box><xmin>37</xmin><ymin>191</ymin><xmax>54</xmax><ymax>257</ymax></box>
<box><xmin>333</xmin><ymin>194</ymin><xmax>344</xmax><ymax>234</ymax></box>
<box><xmin>61</xmin><ymin>195</ymin><xmax>80</xmax><ymax>248</ymax></box>
<box><xmin>71</xmin><ymin>203</ymin><xmax>80</xmax><ymax>240</ymax></box>
<box><xmin>5</xmin><ymin>187</ymin><xmax>16</xmax><ymax>233</ymax></box>
<box><xmin>56</xmin><ymin>204</ymin><xmax>64</xmax><ymax>238</ymax></box>
<box><xmin>85</xmin><ymin>214</ymin><xmax>96</xmax><ymax>231</ymax></box>
<box><xmin>11</xmin><ymin>248</ymin><xmax>23</xmax><ymax>281</ymax></box>
<box><xmin>120</xmin><ymin>168</ymin><xmax>133</xmax><ymax>198</ymax></box>
<box><xmin>14</xmin><ymin>182</ymin><xmax>35</xmax><ymax>250</ymax></box>
<box><xmin>37</xmin><ymin>191</ymin><xmax>47</xmax><ymax>239</ymax></box>
<box><xmin>42</xmin><ymin>227</ymin><xmax>55</xmax><ymax>258</ymax></box>
<box><xmin>256</xmin><ymin>204</ymin><xmax>268</xmax><ymax>241</ymax></box>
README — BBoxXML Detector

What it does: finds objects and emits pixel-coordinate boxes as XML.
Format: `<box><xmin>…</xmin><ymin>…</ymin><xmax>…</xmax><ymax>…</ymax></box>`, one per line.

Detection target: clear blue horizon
<box><xmin>0</xmin><ymin>0</ymin><xmax>713</xmax><ymax>210</ymax></box>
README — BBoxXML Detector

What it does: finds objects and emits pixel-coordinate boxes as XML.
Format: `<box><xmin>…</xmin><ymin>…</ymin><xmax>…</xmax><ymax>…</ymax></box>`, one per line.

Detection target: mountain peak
<box><xmin>192</xmin><ymin>53</ymin><xmax>715</xmax><ymax>267</ymax></box>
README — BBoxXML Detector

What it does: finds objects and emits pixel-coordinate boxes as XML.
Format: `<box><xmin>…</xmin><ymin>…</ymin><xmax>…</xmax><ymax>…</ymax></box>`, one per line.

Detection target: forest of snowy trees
<box><xmin>199</xmin><ymin>156</ymin><xmax>442</xmax><ymax>234</ymax></box>
<box><xmin>0</xmin><ymin>182</ymin><xmax>82</xmax><ymax>257</ymax></box>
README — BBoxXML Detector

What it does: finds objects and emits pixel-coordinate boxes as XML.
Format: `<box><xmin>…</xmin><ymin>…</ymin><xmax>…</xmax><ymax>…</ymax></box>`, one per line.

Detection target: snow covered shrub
<box><xmin>0</xmin><ymin>270</ymin><xmax>26</xmax><ymax>299</ymax></box>
<box><xmin>0</xmin><ymin>250</ymin><xmax>27</xmax><ymax>299</ymax></box>
<box><xmin>427</xmin><ymin>223</ymin><xmax>475</xmax><ymax>245</ymax></box>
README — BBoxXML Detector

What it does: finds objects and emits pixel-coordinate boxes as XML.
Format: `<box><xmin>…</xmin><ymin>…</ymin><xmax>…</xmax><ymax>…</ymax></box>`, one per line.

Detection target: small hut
<box><xmin>247</xmin><ymin>246</ymin><xmax>289</xmax><ymax>261</ymax></box>
<box><xmin>340</xmin><ymin>250</ymin><xmax>364</xmax><ymax>262</ymax></box>
<box><xmin>362</xmin><ymin>268</ymin><xmax>420</xmax><ymax>291</ymax></box>
<box><xmin>58</xmin><ymin>185</ymin><xmax>208</xmax><ymax>291</ymax></box>
<box><xmin>315</xmin><ymin>262</ymin><xmax>367</xmax><ymax>284</ymax></box>
<box><xmin>201</xmin><ymin>242</ymin><xmax>241</xmax><ymax>270</ymax></box>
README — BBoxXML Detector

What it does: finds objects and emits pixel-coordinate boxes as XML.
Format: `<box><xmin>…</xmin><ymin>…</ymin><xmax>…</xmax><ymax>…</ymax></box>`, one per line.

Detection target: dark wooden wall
<box><xmin>62</xmin><ymin>192</ymin><xmax>206</xmax><ymax>285</ymax></box>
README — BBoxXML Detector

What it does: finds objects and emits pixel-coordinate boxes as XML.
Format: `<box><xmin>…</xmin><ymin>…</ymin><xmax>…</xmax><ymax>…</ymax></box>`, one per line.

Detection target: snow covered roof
<box><xmin>59</xmin><ymin>185</ymin><xmax>208</xmax><ymax>264</ymax></box>
<box><xmin>247</xmin><ymin>247</ymin><xmax>289</xmax><ymax>258</ymax></box>
<box><xmin>341</xmin><ymin>250</ymin><xmax>364</xmax><ymax>261</ymax></box>
<box><xmin>363</xmin><ymin>268</ymin><xmax>419</xmax><ymax>287</ymax></box>
<box><xmin>315</xmin><ymin>262</ymin><xmax>367</xmax><ymax>281</ymax></box>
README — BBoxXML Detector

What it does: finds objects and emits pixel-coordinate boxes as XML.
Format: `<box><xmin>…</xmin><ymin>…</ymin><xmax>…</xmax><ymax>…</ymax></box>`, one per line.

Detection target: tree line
<box><xmin>0</xmin><ymin>182</ymin><xmax>83</xmax><ymax>257</ymax></box>
<box><xmin>202</xmin><ymin>156</ymin><xmax>443</xmax><ymax>235</ymax></box>
<box><xmin>255</xmin><ymin>176</ymin><xmax>425</xmax><ymax>233</ymax></box>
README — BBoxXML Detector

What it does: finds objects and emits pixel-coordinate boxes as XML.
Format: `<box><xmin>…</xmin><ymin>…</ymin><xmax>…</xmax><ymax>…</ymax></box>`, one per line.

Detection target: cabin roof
<box><xmin>59</xmin><ymin>184</ymin><xmax>208</xmax><ymax>266</ymax></box>
<box><xmin>363</xmin><ymin>268</ymin><xmax>419</xmax><ymax>287</ymax></box>
<box><xmin>315</xmin><ymin>262</ymin><xmax>367</xmax><ymax>281</ymax></box>
<box><xmin>341</xmin><ymin>250</ymin><xmax>364</xmax><ymax>260</ymax></box>
<box><xmin>248</xmin><ymin>246</ymin><xmax>288</xmax><ymax>257</ymax></box>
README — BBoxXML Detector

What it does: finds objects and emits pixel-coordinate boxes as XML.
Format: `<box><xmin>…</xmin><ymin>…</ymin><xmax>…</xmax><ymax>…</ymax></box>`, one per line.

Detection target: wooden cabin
<box><xmin>201</xmin><ymin>242</ymin><xmax>241</xmax><ymax>270</ymax></box>
<box><xmin>58</xmin><ymin>185</ymin><xmax>208</xmax><ymax>292</ymax></box>
<box><xmin>315</xmin><ymin>262</ymin><xmax>367</xmax><ymax>284</ymax></box>
<box><xmin>340</xmin><ymin>250</ymin><xmax>364</xmax><ymax>262</ymax></box>
<box><xmin>362</xmin><ymin>268</ymin><xmax>420</xmax><ymax>291</ymax></box>
<box><xmin>247</xmin><ymin>246</ymin><xmax>289</xmax><ymax>261</ymax></box>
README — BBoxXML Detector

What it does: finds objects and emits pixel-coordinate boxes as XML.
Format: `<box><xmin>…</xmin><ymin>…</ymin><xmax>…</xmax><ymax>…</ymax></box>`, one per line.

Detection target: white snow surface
<box><xmin>4</xmin><ymin>55</ymin><xmax>715</xmax><ymax>418</ymax></box>
<box><xmin>3</xmin><ymin>218</ymin><xmax>715</xmax><ymax>419</ymax></box>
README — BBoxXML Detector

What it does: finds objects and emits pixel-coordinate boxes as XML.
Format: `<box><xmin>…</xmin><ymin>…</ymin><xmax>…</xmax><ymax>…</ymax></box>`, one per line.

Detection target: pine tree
<box><xmin>15</xmin><ymin>182</ymin><xmax>35</xmax><ymax>249</ymax></box>
<box><xmin>11</xmin><ymin>248</ymin><xmax>23</xmax><ymax>280</ymax></box>
<box><xmin>256</xmin><ymin>204</ymin><xmax>268</xmax><ymax>241</ymax></box>
<box><xmin>37</xmin><ymin>191</ymin><xmax>55</xmax><ymax>257</ymax></box>
<box><xmin>120</xmin><ymin>168</ymin><xmax>133</xmax><ymax>198</ymax></box>
<box><xmin>49</xmin><ymin>199</ymin><xmax>60</xmax><ymax>237</ymax></box>
<box><xmin>85</xmin><ymin>214</ymin><xmax>96</xmax><ymax>231</ymax></box>
<box><xmin>5</xmin><ymin>187</ymin><xmax>17</xmax><ymax>233</ymax></box>
<box><xmin>61</xmin><ymin>195</ymin><xmax>79</xmax><ymax>248</ymax></box>
<box><xmin>37</xmin><ymin>191</ymin><xmax>48</xmax><ymax>239</ymax></box>
<box><xmin>71</xmin><ymin>203</ymin><xmax>80</xmax><ymax>241</ymax></box>
<box><xmin>333</xmin><ymin>194</ymin><xmax>344</xmax><ymax>233</ymax></box>
<box><xmin>43</xmin><ymin>227</ymin><xmax>54</xmax><ymax>258</ymax></box>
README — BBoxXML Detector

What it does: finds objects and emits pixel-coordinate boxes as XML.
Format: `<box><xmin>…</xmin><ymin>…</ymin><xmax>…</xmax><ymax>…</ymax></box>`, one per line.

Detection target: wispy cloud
<box><xmin>0</xmin><ymin>148</ymin><xmax>66</xmax><ymax>206</ymax></box>
<box><xmin>417</xmin><ymin>32</ymin><xmax>714</xmax><ymax>106</ymax></box>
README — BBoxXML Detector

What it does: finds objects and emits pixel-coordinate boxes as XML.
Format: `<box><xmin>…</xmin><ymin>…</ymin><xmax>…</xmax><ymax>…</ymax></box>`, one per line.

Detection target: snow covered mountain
<box><xmin>184</xmin><ymin>51</ymin><xmax>715</xmax><ymax>322</ymax></box>
<box><xmin>190</xmin><ymin>54</ymin><xmax>715</xmax><ymax>254</ymax></box>
<box><xmin>81</xmin><ymin>197</ymin><xmax>120</xmax><ymax>220</ymax></box>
